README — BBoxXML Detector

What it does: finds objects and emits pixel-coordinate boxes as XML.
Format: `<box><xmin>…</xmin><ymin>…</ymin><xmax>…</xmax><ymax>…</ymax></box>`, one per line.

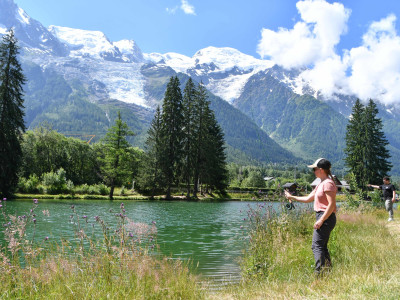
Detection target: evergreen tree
<box><xmin>193</xmin><ymin>82</ymin><xmax>228</xmax><ymax>195</ymax></box>
<box><xmin>363</xmin><ymin>99</ymin><xmax>391</xmax><ymax>184</ymax></box>
<box><xmin>98</xmin><ymin>111</ymin><xmax>134</xmax><ymax>199</ymax></box>
<box><xmin>137</xmin><ymin>106</ymin><xmax>164</xmax><ymax>197</ymax></box>
<box><xmin>201</xmin><ymin>103</ymin><xmax>228</xmax><ymax>194</ymax></box>
<box><xmin>192</xmin><ymin>82</ymin><xmax>208</xmax><ymax>196</ymax></box>
<box><xmin>344</xmin><ymin>99</ymin><xmax>391</xmax><ymax>189</ymax></box>
<box><xmin>344</xmin><ymin>99</ymin><xmax>366</xmax><ymax>188</ymax></box>
<box><xmin>0</xmin><ymin>29</ymin><xmax>26</xmax><ymax>197</ymax></box>
<box><xmin>181</xmin><ymin>78</ymin><xmax>197</xmax><ymax>198</ymax></box>
<box><xmin>160</xmin><ymin>76</ymin><xmax>183</xmax><ymax>199</ymax></box>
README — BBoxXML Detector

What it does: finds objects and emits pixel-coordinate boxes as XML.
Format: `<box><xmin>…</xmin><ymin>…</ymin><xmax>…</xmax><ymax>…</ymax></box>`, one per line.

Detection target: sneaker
<box><xmin>388</xmin><ymin>218</ymin><xmax>394</xmax><ymax>221</ymax></box>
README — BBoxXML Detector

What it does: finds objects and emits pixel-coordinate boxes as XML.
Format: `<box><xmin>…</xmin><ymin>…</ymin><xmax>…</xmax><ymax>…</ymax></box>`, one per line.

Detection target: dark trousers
<box><xmin>312</xmin><ymin>211</ymin><xmax>336</xmax><ymax>274</ymax></box>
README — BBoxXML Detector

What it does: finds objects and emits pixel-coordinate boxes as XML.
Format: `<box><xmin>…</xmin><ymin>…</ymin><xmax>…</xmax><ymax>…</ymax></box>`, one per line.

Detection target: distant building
<box><xmin>311</xmin><ymin>176</ymin><xmax>350</xmax><ymax>192</ymax></box>
<box><xmin>282</xmin><ymin>182</ymin><xmax>298</xmax><ymax>195</ymax></box>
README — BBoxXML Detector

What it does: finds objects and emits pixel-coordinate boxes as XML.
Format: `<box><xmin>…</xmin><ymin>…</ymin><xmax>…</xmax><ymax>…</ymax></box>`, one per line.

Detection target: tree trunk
<box><xmin>109</xmin><ymin>183</ymin><xmax>114</xmax><ymax>200</ymax></box>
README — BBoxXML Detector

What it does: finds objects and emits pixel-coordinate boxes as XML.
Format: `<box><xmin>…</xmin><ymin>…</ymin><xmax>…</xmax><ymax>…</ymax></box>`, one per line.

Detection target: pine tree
<box><xmin>0</xmin><ymin>29</ymin><xmax>26</xmax><ymax>198</ymax></box>
<box><xmin>160</xmin><ymin>76</ymin><xmax>183</xmax><ymax>199</ymax></box>
<box><xmin>181</xmin><ymin>78</ymin><xmax>197</xmax><ymax>198</ymax></box>
<box><xmin>201</xmin><ymin>101</ymin><xmax>228</xmax><ymax>194</ymax></box>
<box><xmin>137</xmin><ymin>106</ymin><xmax>164</xmax><ymax>197</ymax></box>
<box><xmin>344</xmin><ymin>99</ymin><xmax>392</xmax><ymax>189</ymax></box>
<box><xmin>193</xmin><ymin>82</ymin><xmax>228</xmax><ymax>195</ymax></box>
<box><xmin>364</xmin><ymin>99</ymin><xmax>391</xmax><ymax>184</ymax></box>
<box><xmin>98</xmin><ymin>111</ymin><xmax>134</xmax><ymax>199</ymax></box>
<box><xmin>344</xmin><ymin>99</ymin><xmax>366</xmax><ymax>188</ymax></box>
<box><xmin>192</xmin><ymin>82</ymin><xmax>208</xmax><ymax>196</ymax></box>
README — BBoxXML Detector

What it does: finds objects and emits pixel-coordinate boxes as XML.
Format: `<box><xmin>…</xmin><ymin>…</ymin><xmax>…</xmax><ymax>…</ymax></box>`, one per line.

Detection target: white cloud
<box><xmin>345</xmin><ymin>14</ymin><xmax>400</xmax><ymax>105</ymax></box>
<box><xmin>166</xmin><ymin>7</ymin><xmax>178</xmax><ymax>14</ymax></box>
<box><xmin>166</xmin><ymin>1</ymin><xmax>196</xmax><ymax>16</ymax></box>
<box><xmin>257</xmin><ymin>0</ymin><xmax>400</xmax><ymax>105</ymax></box>
<box><xmin>181</xmin><ymin>0</ymin><xmax>196</xmax><ymax>15</ymax></box>
<box><xmin>257</xmin><ymin>0</ymin><xmax>350</xmax><ymax>69</ymax></box>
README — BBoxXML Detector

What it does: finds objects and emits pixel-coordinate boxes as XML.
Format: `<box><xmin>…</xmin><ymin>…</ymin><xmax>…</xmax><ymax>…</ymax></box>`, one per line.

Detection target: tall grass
<box><xmin>214</xmin><ymin>202</ymin><xmax>400</xmax><ymax>299</ymax></box>
<box><xmin>0</xmin><ymin>198</ymin><xmax>205</xmax><ymax>299</ymax></box>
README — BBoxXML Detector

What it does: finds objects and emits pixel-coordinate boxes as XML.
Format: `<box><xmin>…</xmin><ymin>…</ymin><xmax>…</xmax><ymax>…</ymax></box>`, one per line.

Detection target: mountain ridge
<box><xmin>2</xmin><ymin>0</ymin><xmax>400</xmax><ymax>173</ymax></box>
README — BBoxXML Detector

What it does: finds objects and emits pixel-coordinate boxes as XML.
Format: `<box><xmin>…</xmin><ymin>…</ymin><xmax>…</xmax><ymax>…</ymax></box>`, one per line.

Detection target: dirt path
<box><xmin>386</xmin><ymin>218</ymin><xmax>400</xmax><ymax>237</ymax></box>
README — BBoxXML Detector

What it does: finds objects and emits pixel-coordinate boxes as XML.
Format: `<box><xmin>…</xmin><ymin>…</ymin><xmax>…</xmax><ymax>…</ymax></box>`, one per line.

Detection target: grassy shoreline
<box><xmin>11</xmin><ymin>191</ymin><xmax>349</xmax><ymax>201</ymax></box>
<box><xmin>2</xmin><ymin>196</ymin><xmax>398</xmax><ymax>298</ymax></box>
<box><xmin>212</xmin><ymin>207</ymin><xmax>400</xmax><ymax>299</ymax></box>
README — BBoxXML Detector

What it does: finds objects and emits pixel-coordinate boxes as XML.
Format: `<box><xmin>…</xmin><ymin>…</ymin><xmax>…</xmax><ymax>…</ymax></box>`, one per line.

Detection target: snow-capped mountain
<box><xmin>0</xmin><ymin>0</ymin><xmax>331</xmax><ymax>110</ymax></box>
<box><xmin>0</xmin><ymin>0</ymin><xmax>68</xmax><ymax>56</ymax></box>
<box><xmin>145</xmin><ymin>47</ymin><xmax>274</xmax><ymax>103</ymax></box>
<box><xmin>113</xmin><ymin>39</ymin><xmax>145</xmax><ymax>63</ymax></box>
<box><xmin>48</xmin><ymin>26</ymin><xmax>124</xmax><ymax>62</ymax></box>
<box><xmin>4</xmin><ymin>0</ymin><xmax>400</xmax><ymax>169</ymax></box>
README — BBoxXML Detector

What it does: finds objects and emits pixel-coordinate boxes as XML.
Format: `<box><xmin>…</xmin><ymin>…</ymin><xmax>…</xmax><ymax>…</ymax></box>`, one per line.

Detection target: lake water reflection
<box><xmin>1</xmin><ymin>199</ymin><xmax>312</xmax><ymax>285</ymax></box>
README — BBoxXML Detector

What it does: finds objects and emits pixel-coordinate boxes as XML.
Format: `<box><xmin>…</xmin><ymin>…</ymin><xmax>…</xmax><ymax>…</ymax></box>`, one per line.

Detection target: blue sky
<box><xmin>13</xmin><ymin>0</ymin><xmax>400</xmax><ymax>104</ymax></box>
<box><xmin>13</xmin><ymin>0</ymin><xmax>399</xmax><ymax>57</ymax></box>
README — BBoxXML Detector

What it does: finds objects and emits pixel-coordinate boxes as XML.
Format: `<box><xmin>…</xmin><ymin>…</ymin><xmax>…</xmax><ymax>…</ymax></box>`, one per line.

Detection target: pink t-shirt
<box><xmin>314</xmin><ymin>178</ymin><xmax>337</xmax><ymax>212</ymax></box>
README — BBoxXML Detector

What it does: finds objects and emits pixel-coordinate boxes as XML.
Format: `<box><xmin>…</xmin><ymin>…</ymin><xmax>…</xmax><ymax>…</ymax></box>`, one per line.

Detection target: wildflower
<box><xmin>94</xmin><ymin>216</ymin><xmax>100</xmax><ymax>222</ymax></box>
<box><xmin>33</xmin><ymin>199</ymin><xmax>38</xmax><ymax>204</ymax></box>
<box><xmin>33</xmin><ymin>219</ymin><xmax>36</xmax><ymax>224</ymax></box>
<box><xmin>83</xmin><ymin>215</ymin><xmax>87</xmax><ymax>219</ymax></box>
<box><xmin>0</xmin><ymin>205</ymin><xmax>2</xmax><ymax>208</ymax></box>
<box><xmin>70</xmin><ymin>205</ymin><xmax>75</xmax><ymax>209</ymax></box>
<box><xmin>129</xmin><ymin>232</ymin><xmax>133</xmax><ymax>237</ymax></box>
<box><xmin>3</xmin><ymin>198</ymin><xmax>6</xmax><ymax>201</ymax></box>
<box><xmin>44</xmin><ymin>236</ymin><xmax>49</xmax><ymax>241</ymax></box>
<box><xmin>152</xmin><ymin>221</ymin><xmax>156</xmax><ymax>225</ymax></box>
<box><xmin>120</xmin><ymin>203</ymin><xmax>124</xmax><ymax>209</ymax></box>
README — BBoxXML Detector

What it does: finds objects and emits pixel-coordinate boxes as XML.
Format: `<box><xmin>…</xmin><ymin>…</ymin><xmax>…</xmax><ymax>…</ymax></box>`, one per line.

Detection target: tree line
<box><xmin>0</xmin><ymin>29</ymin><xmax>227</xmax><ymax>200</ymax></box>
<box><xmin>0</xmin><ymin>29</ymin><xmax>392</xmax><ymax>199</ymax></box>
<box><xmin>137</xmin><ymin>77</ymin><xmax>228</xmax><ymax>198</ymax></box>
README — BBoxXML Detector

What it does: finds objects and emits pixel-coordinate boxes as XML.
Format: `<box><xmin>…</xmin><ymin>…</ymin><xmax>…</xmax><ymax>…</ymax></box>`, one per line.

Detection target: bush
<box><xmin>97</xmin><ymin>183</ymin><xmax>109</xmax><ymax>195</ymax></box>
<box><xmin>18</xmin><ymin>174</ymin><xmax>41</xmax><ymax>193</ymax></box>
<box><xmin>42</xmin><ymin>168</ymin><xmax>68</xmax><ymax>194</ymax></box>
<box><xmin>74</xmin><ymin>183</ymin><xmax>110</xmax><ymax>195</ymax></box>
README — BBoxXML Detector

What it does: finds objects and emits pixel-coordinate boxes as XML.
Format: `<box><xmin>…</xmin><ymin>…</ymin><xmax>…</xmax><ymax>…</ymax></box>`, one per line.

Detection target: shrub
<box><xmin>96</xmin><ymin>183</ymin><xmax>109</xmax><ymax>195</ymax></box>
<box><xmin>74</xmin><ymin>183</ymin><xmax>110</xmax><ymax>195</ymax></box>
<box><xmin>42</xmin><ymin>168</ymin><xmax>68</xmax><ymax>194</ymax></box>
<box><xmin>17</xmin><ymin>174</ymin><xmax>41</xmax><ymax>193</ymax></box>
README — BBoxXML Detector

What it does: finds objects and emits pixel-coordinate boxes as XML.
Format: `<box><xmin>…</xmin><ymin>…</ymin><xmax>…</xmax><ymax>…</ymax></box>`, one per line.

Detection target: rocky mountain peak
<box><xmin>0</xmin><ymin>0</ymin><xmax>68</xmax><ymax>56</ymax></box>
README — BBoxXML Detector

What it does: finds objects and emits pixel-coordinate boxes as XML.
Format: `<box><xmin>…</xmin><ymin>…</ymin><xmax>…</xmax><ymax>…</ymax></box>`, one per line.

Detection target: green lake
<box><xmin>0</xmin><ymin>199</ymin><xmax>312</xmax><ymax>285</ymax></box>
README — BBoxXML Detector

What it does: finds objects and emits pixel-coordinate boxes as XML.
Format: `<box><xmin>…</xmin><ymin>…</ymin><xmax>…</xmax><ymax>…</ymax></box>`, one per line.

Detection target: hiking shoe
<box><xmin>388</xmin><ymin>218</ymin><xmax>394</xmax><ymax>221</ymax></box>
